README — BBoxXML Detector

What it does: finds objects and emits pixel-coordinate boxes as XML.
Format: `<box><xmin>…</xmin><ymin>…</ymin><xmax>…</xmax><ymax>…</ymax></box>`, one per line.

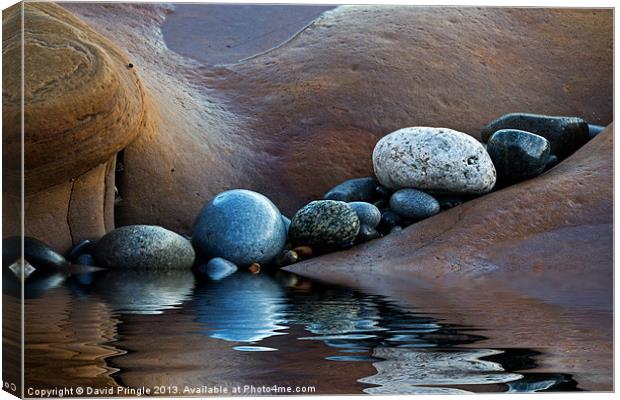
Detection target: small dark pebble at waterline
<box><xmin>67</xmin><ymin>239</ymin><xmax>92</xmax><ymax>263</ymax></box>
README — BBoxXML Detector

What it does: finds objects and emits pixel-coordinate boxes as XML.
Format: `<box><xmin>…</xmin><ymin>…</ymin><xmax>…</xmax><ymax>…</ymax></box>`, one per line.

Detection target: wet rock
<box><xmin>67</xmin><ymin>239</ymin><xmax>92</xmax><ymax>263</ymax></box>
<box><xmin>273</xmin><ymin>250</ymin><xmax>300</xmax><ymax>268</ymax></box>
<box><xmin>588</xmin><ymin>124</ymin><xmax>605</xmax><ymax>139</ymax></box>
<box><xmin>282</xmin><ymin>215</ymin><xmax>292</xmax><ymax>234</ymax></box>
<box><xmin>481</xmin><ymin>113</ymin><xmax>588</xmax><ymax>159</ymax></box>
<box><xmin>487</xmin><ymin>129</ymin><xmax>551</xmax><ymax>183</ymax></box>
<box><xmin>249</xmin><ymin>263</ymin><xmax>261</xmax><ymax>274</ymax></box>
<box><xmin>323</xmin><ymin>177</ymin><xmax>379</xmax><ymax>203</ymax></box>
<box><xmin>373</xmin><ymin>127</ymin><xmax>496</xmax><ymax>194</ymax></box>
<box><xmin>377</xmin><ymin>210</ymin><xmax>403</xmax><ymax>234</ymax></box>
<box><xmin>544</xmin><ymin>154</ymin><xmax>559</xmax><ymax>171</ymax></box>
<box><xmin>192</xmin><ymin>189</ymin><xmax>287</xmax><ymax>266</ymax></box>
<box><xmin>356</xmin><ymin>224</ymin><xmax>382</xmax><ymax>243</ymax></box>
<box><xmin>390</xmin><ymin>189</ymin><xmax>441</xmax><ymax>221</ymax></box>
<box><xmin>197</xmin><ymin>257</ymin><xmax>238</xmax><ymax>281</ymax></box>
<box><xmin>289</xmin><ymin>200</ymin><xmax>360</xmax><ymax>250</ymax></box>
<box><xmin>93</xmin><ymin>225</ymin><xmax>195</xmax><ymax>269</ymax></box>
<box><xmin>3</xmin><ymin>236</ymin><xmax>68</xmax><ymax>275</ymax></box>
<box><xmin>74</xmin><ymin>254</ymin><xmax>96</xmax><ymax>267</ymax></box>
<box><xmin>436</xmin><ymin>196</ymin><xmax>464</xmax><ymax>211</ymax></box>
<box><xmin>348</xmin><ymin>201</ymin><xmax>381</xmax><ymax>228</ymax></box>
<box><xmin>292</xmin><ymin>246</ymin><xmax>314</xmax><ymax>259</ymax></box>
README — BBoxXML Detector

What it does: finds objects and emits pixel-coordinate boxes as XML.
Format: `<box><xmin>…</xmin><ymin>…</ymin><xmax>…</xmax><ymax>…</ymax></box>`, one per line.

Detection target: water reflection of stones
<box><xmin>359</xmin><ymin>348</ymin><xmax>523</xmax><ymax>394</ymax></box>
<box><xmin>193</xmin><ymin>273</ymin><xmax>288</xmax><ymax>343</ymax></box>
<box><xmin>90</xmin><ymin>269</ymin><xmax>194</xmax><ymax>315</ymax></box>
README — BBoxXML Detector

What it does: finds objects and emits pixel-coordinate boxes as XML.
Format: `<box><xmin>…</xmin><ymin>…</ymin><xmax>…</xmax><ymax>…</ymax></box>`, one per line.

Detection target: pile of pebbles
<box><xmin>3</xmin><ymin>113</ymin><xmax>605</xmax><ymax>283</ymax></box>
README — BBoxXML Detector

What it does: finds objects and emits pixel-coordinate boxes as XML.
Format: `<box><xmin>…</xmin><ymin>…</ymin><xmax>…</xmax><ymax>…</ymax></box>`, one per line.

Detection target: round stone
<box><xmin>323</xmin><ymin>177</ymin><xmax>379</xmax><ymax>202</ymax></box>
<box><xmin>544</xmin><ymin>154</ymin><xmax>559</xmax><ymax>171</ymax></box>
<box><xmin>356</xmin><ymin>224</ymin><xmax>382</xmax><ymax>243</ymax></box>
<box><xmin>348</xmin><ymin>201</ymin><xmax>381</xmax><ymax>228</ymax></box>
<box><xmin>487</xmin><ymin>129</ymin><xmax>550</xmax><ymax>182</ymax></box>
<box><xmin>377</xmin><ymin>210</ymin><xmax>403</xmax><ymax>234</ymax></box>
<box><xmin>3</xmin><ymin>236</ymin><xmax>68</xmax><ymax>274</ymax></box>
<box><xmin>67</xmin><ymin>239</ymin><xmax>92</xmax><ymax>263</ymax></box>
<box><xmin>289</xmin><ymin>200</ymin><xmax>360</xmax><ymax>250</ymax></box>
<box><xmin>192</xmin><ymin>189</ymin><xmax>287</xmax><ymax>266</ymax></box>
<box><xmin>372</xmin><ymin>127</ymin><xmax>496</xmax><ymax>194</ymax></box>
<box><xmin>588</xmin><ymin>124</ymin><xmax>605</xmax><ymax>139</ymax></box>
<box><xmin>93</xmin><ymin>225</ymin><xmax>195</xmax><ymax>269</ymax></box>
<box><xmin>389</xmin><ymin>189</ymin><xmax>441</xmax><ymax>221</ymax></box>
<box><xmin>481</xmin><ymin>113</ymin><xmax>588</xmax><ymax>159</ymax></box>
<box><xmin>197</xmin><ymin>257</ymin><xmax>238</xmax><ymax>281</ymax></box>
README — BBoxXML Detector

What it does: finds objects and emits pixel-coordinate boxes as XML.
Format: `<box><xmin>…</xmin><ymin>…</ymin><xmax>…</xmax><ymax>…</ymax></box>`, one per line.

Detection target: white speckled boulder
<box><xmin>372</xmin><ymin>127</ymin><xmax>496</xmax><ymax>194</ymax></box>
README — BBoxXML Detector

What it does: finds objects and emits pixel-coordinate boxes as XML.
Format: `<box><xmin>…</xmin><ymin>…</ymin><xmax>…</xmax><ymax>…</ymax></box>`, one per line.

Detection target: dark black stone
<box><xmin>377</xmin><ymin>210</ymin><xmax>403</xmax><ymax>234</ymax></box>
<box><xmin>588</xmin><ymin>124</ymin><xmax>606</xmax><ymax>140</ymax></box>
<box><xmin>389</xmin><ymin>189</ymin><xmax>441</xmax><ymax>221</ymax></box>
<box><xmin>3</xmin><ymin>236</ymin><xmax>68</xmax><ymax>275</ymax></box>
<box><xmin>323</xmin><ymin>177</ymin><xmax>379</xmax><ymax>202</ymax></box>
<box><xmin>436</xmin><ymin>196</ymin><xmax>463</xmax><ymax>210</ymax></box>
<box><xmin>375</xmin><ymin>185</ymin><xmax>391</xmax><ymax>199</ymax></box>
<box><xmin>544</xmin><ymin>154</ymin><xmax>559</xmax><ymax>172</ymax></box>
<box><xmin>67</xmin><ymin>239</ymin><xmax>92</xmax><ymax>263</ymax></box>
<box><xmin>355</xmin><ymin>224</ymin><xmax>382</xmax><ymax>244</ymax></box>
<box><xmin>481</xmin><ymin>113</ymin><xmax>588</xmax><ymax>159</ymax></box>
<box><xmin>75</xmin><ymin>253</ymin><xmax>96</xmax><ymax>267</ymax></box>
<box><xmin>487</xmin><ymin>129</ymin><xmax>551</xmax><ymax>183</ymax></box>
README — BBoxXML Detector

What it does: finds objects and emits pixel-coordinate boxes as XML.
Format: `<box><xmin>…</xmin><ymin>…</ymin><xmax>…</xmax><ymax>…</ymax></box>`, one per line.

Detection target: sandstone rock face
<box><xmin>65</xmin><ymin>4</ymin><xmax>612</xmax><ymax>232</ymax></box>
<box><xmin>373</xmin><ymin>127</ymin><xmax>496</xmax><ymax>193</ymax></box>
<box><xmin>3</xmin><ymin>3</ymin><xmax>147</xmax><ymax>252</ymax></box>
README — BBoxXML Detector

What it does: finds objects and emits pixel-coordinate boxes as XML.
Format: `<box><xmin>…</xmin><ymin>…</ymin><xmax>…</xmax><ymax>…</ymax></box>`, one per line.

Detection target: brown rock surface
<box><xmin>2</xmin><ymin>3</ymin><xmax>146</xmax><ymax>251</ymax></box>
<box><xmin>65</xmin><ymin>4</ymin><xmax>612</xmax><ymax>229</ymax></box>
<box><xmin>286</xmin><ymin>124</ymin><xmax>613</xmax><ymax>390</ymax></box>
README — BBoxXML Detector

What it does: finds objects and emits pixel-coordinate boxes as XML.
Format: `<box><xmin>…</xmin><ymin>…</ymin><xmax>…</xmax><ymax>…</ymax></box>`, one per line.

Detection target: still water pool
<box><xmin>7</xmin><ymin>268</ymin><xmax>579</xmax><ymax>395</ymax></box>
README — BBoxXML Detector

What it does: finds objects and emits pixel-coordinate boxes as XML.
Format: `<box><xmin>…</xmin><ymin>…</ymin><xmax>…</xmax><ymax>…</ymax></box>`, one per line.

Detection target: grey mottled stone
<box><xmin>324</xmin><ymin>177</ymin><xmax>379</xmax><ymax>202</ymax></box>
<box><xmin>481</xmin><ymin>113</ymin><xmax>588</xmax><ymax>159</ymax></box>
<box><xmin>348</xmin><ymin>201</ymin><xmax>381</xmax><ymax>228</ymax></box>
<box><xmin>289</xmin><ymin>200</ymin><xmax>360</xmax><ymax>250</ymax></box>
<box><xmin>390</xmin><ymin>189</ymin><xmax>440</xmax><ymax>221</ymax></box>
<box><xmin>373</xmin><ymin>127</ymin><xmax>496</xmax><ymax>194</ymax></box>
<box><xmin>487</xmin><ymin>129</ymin><xmax>550</xmax><ymax>182</ymax></box>
<box><xmin>94</xmin><ymin>225</ymin><xmax>195</xmax><ymax>269</ymax></box>
<box><xmin>192</xmin><ymin>189</ymin><xmax>287</xmax><ymax>266</ymax></box>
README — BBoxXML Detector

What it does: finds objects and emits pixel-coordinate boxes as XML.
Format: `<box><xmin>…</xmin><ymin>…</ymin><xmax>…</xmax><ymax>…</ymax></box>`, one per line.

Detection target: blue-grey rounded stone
<box><xmin>192</xmin><ymin>189</ymin><xmax>287</xmax><ymax>266</ymax></box>
<box><xmin>348</xmin><ymin>201</ymin><xmax>381</xmax><ymax>228</ymax></box>
<box><xmin>389</xmin><ymin>189</ymin><xmax>440</xmax><ymax>221</ymax></box>
<box><xmin>93</xmin><ymin>225</ymin><xmax>195</xmax><ymax>269</ymax></box>
<box><xmin>356</xmin><ymin>224</ymin><xmax>381</xmax><ymax>243</ymax></box>
<box><xmin>487</xmin><ymin>129</ymin><xmax>550</xmax><ymax>182</ymax></box>
<box><xmin>289</xmin><ymin>200</ymin><xmax>360</xmax><ymax>250</ymax></box>
<box><xmin>75</xmin><ymin>254</ymin><xmax>96</xmax><ymax>267</ymax></box>
<box><xmin>544</xmin><ymin>154</ymin><xmax>559</xmax><ymax>171</ymax></box>
<box><xmin>323</xmin><ymin>177</ymin><xmax>379</xmax><ymax>202</ymax></box>
<box><xmin>67</xmin><ymin>239</ymin><xmax>92</xmax><ymax>263</ymax></box>
<box><xmin>198</xmin><ymin>257</ymin><xmax>238</xmax><ymax>281</ymax></box>
<box><xmin>282</xmin><ymin>215</ymin><xmax>291</xmax><ymax>234</ymax></box>
<box><xmin>588</xmin><ymin>124</ymin><xmax>605</xmax><ymax>139</ymax></box>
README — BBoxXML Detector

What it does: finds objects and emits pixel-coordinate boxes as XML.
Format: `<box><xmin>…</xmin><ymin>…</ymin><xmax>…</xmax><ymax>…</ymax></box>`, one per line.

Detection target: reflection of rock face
<box><xmin>360</xmin><ymin>348</ymin><xmax>523</xmax><ymax>394</ymax></box>
<box><xmin>91</xmin><ymin>269</ymin><xmax>194</xmax><ymax>314</ymax></box>
<box><xmin>193</xmin><ymin>273</ymin><xmax>288</xmax><ymax>342</ymax></box>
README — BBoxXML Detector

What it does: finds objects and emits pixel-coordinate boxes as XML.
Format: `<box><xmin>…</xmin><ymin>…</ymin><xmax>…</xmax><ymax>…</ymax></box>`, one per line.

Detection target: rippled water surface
<box><xmin>7</xmin><ymin>268</ymin><xmax>582</xmax><ymax>394</ymax></box>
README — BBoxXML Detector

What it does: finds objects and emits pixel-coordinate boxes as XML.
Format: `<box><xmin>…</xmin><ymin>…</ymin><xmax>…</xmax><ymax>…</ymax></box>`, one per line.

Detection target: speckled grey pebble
<box><xmin>289</xmin><ymin>200</ymin><xmax>360</xmax><ymax>250</ymax></box>
<box><xmin>198</xmin><ymin>257</ymin><xmax>238</xmax><ymax>281</ymax></box>
<box><xmin>348</xmin><ymin>201</ymin><xmax>381</xmax><ymax>228</ymax></box>
<box><xmin>323</xmin><ymin>177</ymin><xmax>379</xmax><ymax>202</ymax></box>
<box><xmin>192</xmin><ymin>189</ymin><xmax>287</xmax><ymax>266</ymax></box>
<box><xmin>94</xmin><ymin>225</ymin><xmax>195</xmax><ymax>269</ymax></box>
<box><xmin>373</xmin><ymin>127</ymin><xmax>496</xmax><ymax>194</ymax></box>
<box><xmin>390</xmin><ymin>189</ymin><xmax>440</xmax><ymax>221</ymax></box>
